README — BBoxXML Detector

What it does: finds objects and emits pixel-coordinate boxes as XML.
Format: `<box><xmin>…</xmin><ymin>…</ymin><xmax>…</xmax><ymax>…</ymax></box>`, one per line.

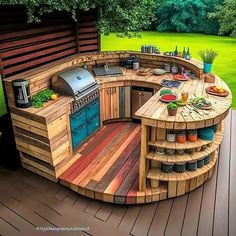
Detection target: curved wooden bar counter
<box><xmin>4</xmin><ymin>51</ymin><xmax>232</xmax><ymax>204</ymax></box>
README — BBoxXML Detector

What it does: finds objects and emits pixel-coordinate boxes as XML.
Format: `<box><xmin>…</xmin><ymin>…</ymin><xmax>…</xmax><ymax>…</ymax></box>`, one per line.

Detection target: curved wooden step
<box><xmin>148</xmin><ymin>129</ymin><xmax>223</xmax><ymax>150</ymax></box>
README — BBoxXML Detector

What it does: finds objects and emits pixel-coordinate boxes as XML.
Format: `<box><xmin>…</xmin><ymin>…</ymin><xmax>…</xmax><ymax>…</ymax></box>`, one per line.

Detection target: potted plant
<box><xmin>199</xmin><ymin>49</ymin><xmax>218</xmax><ymax>74</ymax></box>
<box><xmin>167</xmin><ymin>102</ymin><xmax>178</xmax><ymax>116</ymax></box>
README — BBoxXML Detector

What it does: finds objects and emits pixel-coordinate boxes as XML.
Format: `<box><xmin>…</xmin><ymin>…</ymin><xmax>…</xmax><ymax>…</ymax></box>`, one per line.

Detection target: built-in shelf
<box><xmin>146</xmin><ymin>140</ymin><xmax>222</xmax><ymax>164</ymax></box>
<box><xmin>148</xmin><ymin>129</ymin><xmax>224</xmax><ymax>150</ymax></box>
<box><xmin>147</xmin><ymin>156</ymin><xmax>217</xmax><ymax>182</ymax></box>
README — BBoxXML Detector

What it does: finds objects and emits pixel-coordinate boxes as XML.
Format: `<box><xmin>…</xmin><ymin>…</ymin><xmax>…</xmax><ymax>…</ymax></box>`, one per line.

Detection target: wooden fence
<box><xmin>0</xmin><ymin>5</ymin><xmax>100</xmax><ymax>78</ymax></box>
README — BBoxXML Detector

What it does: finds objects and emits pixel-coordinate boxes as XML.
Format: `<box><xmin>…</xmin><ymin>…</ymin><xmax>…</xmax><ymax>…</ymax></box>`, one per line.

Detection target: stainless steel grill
<box><xmin>52</xmin><ymin>67</ymin><xmax>99</xmax><ymax>112</ymax></box>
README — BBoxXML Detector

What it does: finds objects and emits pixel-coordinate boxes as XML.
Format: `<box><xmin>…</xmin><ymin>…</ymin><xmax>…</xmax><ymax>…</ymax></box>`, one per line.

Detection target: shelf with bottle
<box><xmin>146</xmin><ymin>135</ymin><xmax>222</xmax><ymax>164</ymax></box>
<box><xmin>147</xmin><ymin>151</ymin><xmax>217</xmax><ymax>182</ymax></box>
<box><xmin>148</xmin><ymin>125</ymin><xmax>224</xmax><ymax>151</ymax></box>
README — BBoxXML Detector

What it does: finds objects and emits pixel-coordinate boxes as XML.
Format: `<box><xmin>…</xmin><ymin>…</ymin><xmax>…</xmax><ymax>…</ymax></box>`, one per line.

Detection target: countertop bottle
<box><xmin>185</xmin><ymin>47</ymin><xmax>190</xmax><ymax>60</ymax></box>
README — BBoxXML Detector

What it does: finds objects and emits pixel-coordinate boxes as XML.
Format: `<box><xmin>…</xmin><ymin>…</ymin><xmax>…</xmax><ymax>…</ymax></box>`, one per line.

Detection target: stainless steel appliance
<box><xmin>93</xmin><ymin>66</ymin><xmax>123</xmax><ymax>77</ymax></box>
<box><xmin>52</xmin><ymin>67</ymin><xmax>100</xmax><ymax>149</ymax></box>
<box><xmin>52</xmin><ymin>67</ymin><xmax>99</xmax><ymax>113</ymax></box>
<box><xmin>131</xmin><ymin>86</ymin><xmax>153</xmax><ymax>119</ymax></box>
<box><xmin>13</xmin><ymin>79</ymin><xmax>32</xmax><ymax>108</ymax></box>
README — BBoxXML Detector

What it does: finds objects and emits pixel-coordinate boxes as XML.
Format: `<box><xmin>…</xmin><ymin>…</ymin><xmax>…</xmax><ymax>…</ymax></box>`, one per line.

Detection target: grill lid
<box><xmin>52</xmin><ymin>67</ymin><xmax>96</xmax><ymax>96</ymax></box>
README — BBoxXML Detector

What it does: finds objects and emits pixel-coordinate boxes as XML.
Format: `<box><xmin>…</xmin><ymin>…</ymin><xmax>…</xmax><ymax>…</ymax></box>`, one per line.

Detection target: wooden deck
<box><xmin>59</xmin><ymin>122</ymin><xmax>168</xmax><ymax>204</ymax></box>
<box><xmin>0</xmin><ymin>110</ymin><xmax>236</xmax><ymax>235</ymax></box>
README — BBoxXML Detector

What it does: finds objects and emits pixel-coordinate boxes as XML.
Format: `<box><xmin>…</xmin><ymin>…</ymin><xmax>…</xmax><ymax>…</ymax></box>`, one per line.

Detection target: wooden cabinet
<box><xmin>100</xmin><ymin>86</ymin><xmax>131</xmax><ymax>122</ymax></box>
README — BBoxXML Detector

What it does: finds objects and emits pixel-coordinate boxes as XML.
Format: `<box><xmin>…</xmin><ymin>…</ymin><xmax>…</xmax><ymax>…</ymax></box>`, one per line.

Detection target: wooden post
<box><xmin>139</xmin><ymin>122</ymin><xmax>149</xmax><ymax>191</ymax></box>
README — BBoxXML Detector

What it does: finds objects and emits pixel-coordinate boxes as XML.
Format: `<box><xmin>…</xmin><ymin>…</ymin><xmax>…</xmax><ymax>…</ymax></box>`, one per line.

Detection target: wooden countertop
<box><xmin>10</xmin><ymin>95</ymin><xmax>73</xmax><ymax>124</ymax></box>
<box><xmin>95</xmin><ymin>68</ymin><xmax>169</xmax><ymax>86</ymax></box>
<box><xmin>135</xmin><ymin>74</ymin><xmax>232</xmax><ymax>129</ymax></box>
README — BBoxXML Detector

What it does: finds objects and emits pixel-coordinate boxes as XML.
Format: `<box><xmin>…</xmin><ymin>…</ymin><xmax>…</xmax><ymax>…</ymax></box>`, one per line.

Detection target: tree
<box><xmin>0</xmin><ymin>0</ymin><xmax>157</xmax><ymax>37</ymax></box>
<box><xmin>155</xmin><ymin>0</ymin><xmax>221</xmax><ymax>34</ymax></box>
<box><xmin>209</xmin><ymin>0</ymin><xmax>236</xmax><ymax>35</ymax></box>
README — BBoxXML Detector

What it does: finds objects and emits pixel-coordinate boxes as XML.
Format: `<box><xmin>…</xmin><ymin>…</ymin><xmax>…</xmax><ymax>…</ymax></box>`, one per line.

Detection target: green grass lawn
<box><xmin>102</xmin><ymin>32</ymin><xmax>236</xmax><ymax>109</ymax></box>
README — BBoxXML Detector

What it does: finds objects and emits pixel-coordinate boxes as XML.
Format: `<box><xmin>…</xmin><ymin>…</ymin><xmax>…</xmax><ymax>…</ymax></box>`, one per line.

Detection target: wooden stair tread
<box><xmin>147</xmin><ymin>154</ymin><xmax>218</xmax><ymax>182</ymax></box>
<box><xmin>148</xmin><ymin>129</ymin><xmax>224</xmax><ymax>150</ymax></box>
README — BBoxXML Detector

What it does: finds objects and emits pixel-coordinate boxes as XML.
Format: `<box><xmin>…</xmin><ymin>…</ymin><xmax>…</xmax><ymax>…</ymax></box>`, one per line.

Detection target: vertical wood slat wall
<box><xmin>0</xmin><ymin>6</ymin><xmax>100</xmax><ymax>79</ymax></box>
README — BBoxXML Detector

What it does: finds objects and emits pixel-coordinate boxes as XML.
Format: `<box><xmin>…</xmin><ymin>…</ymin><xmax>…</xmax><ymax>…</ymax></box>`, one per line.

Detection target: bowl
<box><xmin>160</xmin><ymin>94</ymin><xmax>178</xmax><ymax>103</ymax></box>
<box><xmin>153</xmin><ymin>69</ymin><xmax>167</xmax><ymax>75</ymax></box>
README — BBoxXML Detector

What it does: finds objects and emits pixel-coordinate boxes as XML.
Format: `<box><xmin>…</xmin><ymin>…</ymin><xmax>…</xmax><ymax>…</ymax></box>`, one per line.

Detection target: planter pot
<box><xmin>166</xmin><ymin>148</ymin><xmax>175</xmax><ymax>155</ymax></box>
<box><xmin>203</xmin><ymin>63</ymin><xmax>212</xmax><ymax>74</ymax></box>
<box><xmin>175</xmin><ymin>163</ymin><xmax>186</xmax><ymax>173</ymax></box>
<box><xmin>187</xmin><ymin>161</ymin><xmax>197</xmax><ymax>171</ymax></box>
<box><xmin>187</xmin><ymin>130</ymin><xmax>198</xmax><ymax>142</ymax></box>
<box><xmin>167</xmin><ymin>131</ymin><xmax>176</xmax><ymax>142</ymax></box>
<box><xmin>161</xmin><ymin>162</ymin><xmax>174</xmax><ymax>173</ymax></box>
<box><xmin>167</xmin><ymin>107</ymin><xmax>178</xmax><ymax>116</ymax></box>
<box><xmin>204</xmin><ymin>155</ymin><xmax>211</xmax><ymax>165</ymax></box>
<box><xmin>176</xmin><ymin>131</ymin><xmax>186</xmax><ymax>143</ymax></box>
<box><xmin>204</xmin><ymin>73</ymin><xmax>215</xmax><ymax>83</ymax></box>
<box><xmin>176</xmin><ymin>149</ymin><xmax>185</xmax><ymax>155</ymax></box>
<box><xmin>197</xmin><ymin>158</ymin><xmax>204</xmax><ymax>168</ymax></box>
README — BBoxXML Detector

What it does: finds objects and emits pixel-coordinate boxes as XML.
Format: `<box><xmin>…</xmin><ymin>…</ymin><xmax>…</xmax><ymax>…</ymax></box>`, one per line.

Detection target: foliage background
<box><xmin>154</xmin><ymin>0</ymin><xmax>222</xmax><ymax>34</ymax></box>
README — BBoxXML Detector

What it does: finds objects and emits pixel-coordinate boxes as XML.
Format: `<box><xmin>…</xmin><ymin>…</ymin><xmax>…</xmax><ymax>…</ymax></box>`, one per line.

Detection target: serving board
<box><xmin>192</xmin><ymin>103</ymin><xmax>212</xmax><ymax>110</ymax></box>
<box><xmin>205</xmin><ymin>87</ymin><xmax>229</xmax><ymax>97</ymax></box>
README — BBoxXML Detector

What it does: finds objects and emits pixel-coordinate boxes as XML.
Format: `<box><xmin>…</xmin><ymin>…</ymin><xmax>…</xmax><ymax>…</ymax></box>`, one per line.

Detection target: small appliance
<box><xmin>13</xmin><ymin>79</ymin><xmax>32</xmax><ymax>108</ymax></box>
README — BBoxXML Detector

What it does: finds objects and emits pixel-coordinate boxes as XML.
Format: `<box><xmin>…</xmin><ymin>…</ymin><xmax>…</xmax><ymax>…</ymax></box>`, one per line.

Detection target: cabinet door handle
<box><xmin>139</xmin><ymin>92</ymin><xmax>143</xmax><ymax>96</ymax></box>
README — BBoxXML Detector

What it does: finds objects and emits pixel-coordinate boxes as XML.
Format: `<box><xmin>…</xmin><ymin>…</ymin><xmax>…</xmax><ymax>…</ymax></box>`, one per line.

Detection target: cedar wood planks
<box><xmin>60</xmin><ymin>123</ymin><xmax>126</xmax><ymax>182</ymax></box>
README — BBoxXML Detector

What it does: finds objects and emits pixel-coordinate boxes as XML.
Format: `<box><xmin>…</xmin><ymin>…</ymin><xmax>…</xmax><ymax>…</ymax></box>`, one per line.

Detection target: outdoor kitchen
<box><xmin>3</xmin><ymin>51</ymin><xmax>231</xmax><ymax>204</ymax></box>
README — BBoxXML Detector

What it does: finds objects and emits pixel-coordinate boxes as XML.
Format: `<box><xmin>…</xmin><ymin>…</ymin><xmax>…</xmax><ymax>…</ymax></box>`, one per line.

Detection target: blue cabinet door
<box><xmin>70</xmin><ymin>108</ymin><xmax>86</xmax><ymax>132</ymax></box>
<box><xmin>71</xmin><ymin>123</ymin><xmax>87</xmax><ymax>149</ymax></box>
<box><xmin>87</xmin><ymin>115</ymin><xmax>100</xmax><ymax>136</ymax></box>
<box><xmin>86</xmin><ymin>99</ymin><xmax>99</xmax><ymax>121</ymax></box>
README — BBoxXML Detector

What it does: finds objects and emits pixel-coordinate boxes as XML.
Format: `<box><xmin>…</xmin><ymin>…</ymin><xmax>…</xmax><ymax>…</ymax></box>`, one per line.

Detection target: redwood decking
<box><xmin>0</xmin><ymin>110</ymin><xmax>236</xmax><ymax>236</ymax></box>
<box><xmin>59</xmin><ymin>122</ymin><xmax>167</xmax><ymax>204</ymax></box>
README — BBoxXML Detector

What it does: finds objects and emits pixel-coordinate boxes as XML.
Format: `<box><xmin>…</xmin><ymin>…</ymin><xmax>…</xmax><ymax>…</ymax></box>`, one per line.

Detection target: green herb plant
<box><xmin>199</xmin><ymin>49</ymin><xmax>218</xmax><ymax>64</ymax></box>
<box><xmin>32</xmin><ymin>89</ymin><xmax>54</xmax><ymax>108</ymax></box>
<box><xmin>167</xmin><ymin>102</ymin><xmax>178</xmax><ymax>109</ymax></box>
<box><xmin>160</xmin><ymin>89</ymin><xmax>173</xmax><ymax>96</ymax></box>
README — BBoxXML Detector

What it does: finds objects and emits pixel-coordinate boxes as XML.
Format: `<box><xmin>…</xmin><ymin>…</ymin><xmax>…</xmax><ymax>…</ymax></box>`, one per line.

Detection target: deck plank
<box><xmin>229</xmin><ymin>111</ymin><xmax>236</xmax><ymax>236</ymax></box>
<box><xmin>0</xmin><ymin>217</ymin><xmax>19</xmax><ymax>235</ymax></box>
<box><xmin>130</xmin><ymin>203</ymin><xmax>158</xmax><ymax>236</ymax></box>
<box><xmin>148</xmin><ymin>199</ymin><xmax>173</xmax><ymax>236</ymax></box>
<box><xmin>197</xmin><ymin>162</ymin><xmax>218</xmax><ymax>236</ymax></box>
<box><xmin>213</xmin><ymin>110</ymin><xmax>231</xmax><ymax>236</ymax></box>
<box><xmin>95</xmin><ymin>203</ymin><xmax>114</xmax><ymax>222</ymax></box>
<box><xmin>181</xmin><ymin>186</ymin><xmax>203</xmax><ymax>236</ymax></box>
<box><xmin>164</xmin><ymin>194</ymin><xmax>188</xmax><ymax>236</ymax></box>
<box><xmin>118</xmin><ymin>206</ymin><xmax>142</xmax><ymax>234</ymax></box>
<box><xmin>106</xmin><ymin>206</ymin><xmax>127</xmax><ymax>228</ymax></box>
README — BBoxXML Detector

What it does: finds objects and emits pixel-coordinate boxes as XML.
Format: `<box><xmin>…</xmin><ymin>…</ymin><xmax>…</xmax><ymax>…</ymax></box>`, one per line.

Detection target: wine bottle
<box><xmin>174</xmin><ymin>46</ymin><xmax>178</xmax><ymax>56</ymax></box>
<box><xmin>183</xmin><ymin>47</ymin><xmax>186</xmax><ymax>58</ymax></box>
<box><xmin>185</xmin><ymin>47</ymin><xmax>190</xmax><ymax>60</ymax></box>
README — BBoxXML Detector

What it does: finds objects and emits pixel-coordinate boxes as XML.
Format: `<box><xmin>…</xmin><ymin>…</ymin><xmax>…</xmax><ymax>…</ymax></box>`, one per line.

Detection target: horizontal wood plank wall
<box><xmin>0</xmin><ymin>6</ymin><xmax>99</xmax><ymax>79</ymax></box>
